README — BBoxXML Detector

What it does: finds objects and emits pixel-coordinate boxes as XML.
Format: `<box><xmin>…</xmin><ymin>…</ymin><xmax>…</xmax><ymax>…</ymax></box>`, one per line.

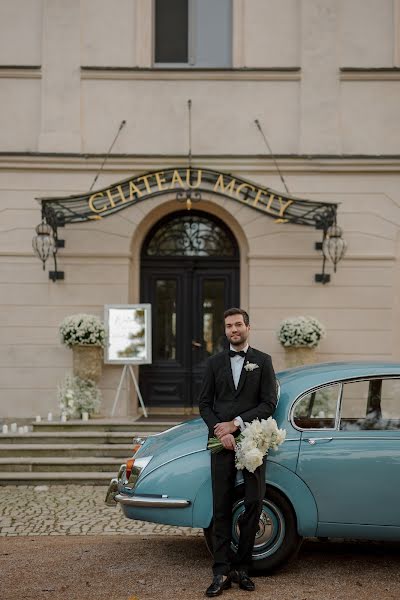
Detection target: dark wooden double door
<box><xmin>140</xmin><ymin>258</ymin><xmax>239</xmax><ymax>408</ymax></box>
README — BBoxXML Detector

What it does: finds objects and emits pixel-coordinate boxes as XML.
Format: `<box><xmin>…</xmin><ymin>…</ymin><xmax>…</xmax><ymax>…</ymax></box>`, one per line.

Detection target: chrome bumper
<box><xmin>115</xmin><ymin>494</ymin><xmax>190</xmax><ymax>508</ymax></box>
<box><xmin>105</xmin><ymin>476</ymin><xmax>190</xmax><ymax>509</ymax></box>
<box><xmin>105</xmin><ymin>477</ymin><xmax>119</xmax><ymax>506</ymax></box>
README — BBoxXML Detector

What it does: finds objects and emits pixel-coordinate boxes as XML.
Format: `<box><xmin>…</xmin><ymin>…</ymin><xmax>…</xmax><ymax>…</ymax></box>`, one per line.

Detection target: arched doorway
<box><xmin>140</xmin><ymin>210</ymin><xmax>240</xmax><ymax>410</ymax></box>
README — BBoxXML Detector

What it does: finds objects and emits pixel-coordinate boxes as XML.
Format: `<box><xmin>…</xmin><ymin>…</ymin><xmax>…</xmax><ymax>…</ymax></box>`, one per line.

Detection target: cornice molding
<box><xmin>340</xmin><ymin>68</ymin><xmax>400</xmax><ymax>81</ymax></box>
<box><xmin>0</xmin><ymin>66</ymin><xmax>41</xmax><ymax>79</ymax></box>
<box><xmin>1</xmin><ymin>154</ymin><xmax>400</xmax><ymax>174</ymax></box>
<box><xmin>80</xmin><ymin>66</ymin><xmax>301</xmax><ymax>82</ymax></box>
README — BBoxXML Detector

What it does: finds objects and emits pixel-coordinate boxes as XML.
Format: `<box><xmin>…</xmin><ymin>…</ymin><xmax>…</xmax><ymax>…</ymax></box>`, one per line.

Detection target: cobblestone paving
<box><xmin>0</xmin><ymin>485</ymin><xmax>203</xmax><ymax>537</ymax></box>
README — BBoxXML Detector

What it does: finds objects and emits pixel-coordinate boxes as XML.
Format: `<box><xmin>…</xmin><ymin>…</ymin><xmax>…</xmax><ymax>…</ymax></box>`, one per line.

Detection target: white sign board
<box><xmin>104</xmin><ymin>304</ymin><xmax>152</xmax><ymax>364</ymax></box>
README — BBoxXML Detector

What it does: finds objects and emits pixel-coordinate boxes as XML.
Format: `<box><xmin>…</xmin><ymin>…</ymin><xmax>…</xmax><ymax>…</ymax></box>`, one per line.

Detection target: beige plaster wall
<box><xmin>0</xmin><ymin>0</ymin><xmax>43</xmax><ymax>65</ymax></box>
<box><xmin>81</xmin><ymin>78</ymin><xmax>300</xmax><ymax>155</ymax></box>
<box><xmin>339</xmin><ymin>0</ymin><xmax>394</xmax><ymax>67</ymax></box>
<box><xmin>1</xmin><ymin>0</ymin><xmax>400</xmax><ymax>154</ymax></box>
<box><xmin>81</xmin><ymin>0</ymin><xmax>137</xmax><ymax>67</ymax></box>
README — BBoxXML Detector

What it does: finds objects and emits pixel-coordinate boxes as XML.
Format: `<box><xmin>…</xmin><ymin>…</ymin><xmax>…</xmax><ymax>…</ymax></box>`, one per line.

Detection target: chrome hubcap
<box><xmin>231</xmin><ymin>498</ymin><xmax>286</xmax><ymax>560</ymax></box>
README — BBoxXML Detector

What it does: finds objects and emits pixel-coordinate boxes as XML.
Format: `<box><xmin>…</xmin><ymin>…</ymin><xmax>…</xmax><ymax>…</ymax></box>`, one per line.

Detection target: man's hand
<box><xmin>214</xmin><ymin>420</ymin><xmax>238</xmax><ymax>439</ymax></box>
<box><xmin>220</xmin><ymin>434</ymin><xmax>236</xmax><ymax>451</ymax></box>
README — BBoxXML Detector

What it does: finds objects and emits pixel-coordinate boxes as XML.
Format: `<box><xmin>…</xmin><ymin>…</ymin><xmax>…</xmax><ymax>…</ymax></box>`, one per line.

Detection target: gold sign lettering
<box><xmin>236</xmin><ymin>183</ymin><xmax>255</xmax><ymax>200</ymax></box>
<box><xmin>136</xmin><ymin>175</ymin><xmax>152</xmax><ymax>194</ymax></box>
<box><xmin>213</xmin><ymin>174</ymin><xmax>236</xmax><ymax>196</ymax></box>
<box><xmin>106</xmin><ymin>185</ymin><xmax>126</xmax><ymax>208</ymax></box>
<box><xmin>277</xmin><ymin>198</ymin><xmax>293</xmax><ymax>217</ymax></box>
<box><xmin>170</xmin><ymin>169</ymin><xmax>185</xmax><ymax>189</ymax></box>
<box><xmin>84</xmin><ymin>168</ymin><xmax>301</xmax><ymax>225</ymax></box>
<box><xmin>129</xmin><ymin>181</ymin><xmax>143</xmax><ymax>200</ymax></box>
<box><xmin>186</xmin><ymin>169</ymin><xmax>202</xmax><ymax>189</ymax></box>
<box><xmin>154</xmin><ymin>171</ymin><xmax>168</xmax><ymax>192</ymax></box>
<box><xmin>89</xmin><ymin>192</ymin><xmax>107</xmax><ymax>213</ymax></box>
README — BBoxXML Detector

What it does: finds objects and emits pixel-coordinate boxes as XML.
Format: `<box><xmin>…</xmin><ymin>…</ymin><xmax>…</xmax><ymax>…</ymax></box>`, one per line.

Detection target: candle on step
<box><xmin>35</xmin><ymin>415</ymin><xmax>41</xmax><ymax>423</ymax></box>
<box><xmin>18</xmin><ymin>426</ymin><xmax>24</xmax><ymax>434</ymax></box>
<box><xmin>10</xmin><ymin>422</ymin><xmax>17</xmax><ymax>433</ymax></box>
<box><xmin>60</xmin><ymin>414</ymin><xmax>67</xmax><ymax>422</ymax></box>
<box><xmin>81</xmin><ymin>412</ymin><xmax>89</xmax><ymax>421</ymax></box>
<box><xmin>47</xmin><ymin>412</ymin><xmax>53</xmax><ymax>422</ymax></box>
<box><xmin>2</xmin><ymin>424</ymin><xmax>8</xmax><ymax>434</ymax></box>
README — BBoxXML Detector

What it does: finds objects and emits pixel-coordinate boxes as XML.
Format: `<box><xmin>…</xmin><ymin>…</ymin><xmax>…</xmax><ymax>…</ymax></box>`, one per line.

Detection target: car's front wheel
<box><xmin>203</xmin><ymin>486</ymin><xmax>302</xmax><ymax>573</ymax></box>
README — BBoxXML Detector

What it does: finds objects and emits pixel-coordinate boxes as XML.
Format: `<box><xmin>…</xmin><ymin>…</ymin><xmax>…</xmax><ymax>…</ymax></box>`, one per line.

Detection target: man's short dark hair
<box><xmin>224</xmin><ymin>307</ymin><xmax>250</xmax><ymax>326</ymax></box>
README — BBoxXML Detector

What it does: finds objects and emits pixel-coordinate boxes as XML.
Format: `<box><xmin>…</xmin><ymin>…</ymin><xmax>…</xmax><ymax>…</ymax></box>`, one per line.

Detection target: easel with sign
<box><xmin>104</xmin><ymin>304</ymin><xmax>152</xmax><ymax>419</ymax></box>
<box><xmin>111</xmin><ymin>364</ymin><xmax>148</xmax><ymax>418</ymax></box>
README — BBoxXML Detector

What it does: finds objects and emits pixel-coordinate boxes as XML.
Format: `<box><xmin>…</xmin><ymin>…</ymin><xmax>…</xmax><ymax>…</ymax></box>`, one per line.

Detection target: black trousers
<box><xmin>210</xmin><ymin>449</ymin><xmax>266</xmax><ymax>576</ymax></box>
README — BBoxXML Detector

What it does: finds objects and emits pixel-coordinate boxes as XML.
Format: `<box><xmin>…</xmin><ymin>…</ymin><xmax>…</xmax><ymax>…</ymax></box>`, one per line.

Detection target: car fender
<box><xmin>193</xmin><ymin>460</ymin><xmax>318</xmax><ymax>537</ymax></box>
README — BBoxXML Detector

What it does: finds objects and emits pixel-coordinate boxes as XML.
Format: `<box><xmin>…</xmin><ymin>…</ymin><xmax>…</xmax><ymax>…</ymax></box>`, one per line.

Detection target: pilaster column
<box><xmin>299</xmin><ymin>0</ymin><xmax>341</xmax><ymax>154</ymax></box>
<box><xmin>39</xmin><ymin>0</ymin><xmax>81</xmax><ymax>152</ymax></box>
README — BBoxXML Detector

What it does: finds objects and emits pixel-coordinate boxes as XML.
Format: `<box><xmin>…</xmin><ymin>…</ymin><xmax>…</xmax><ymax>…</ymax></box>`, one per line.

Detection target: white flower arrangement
<box><xmin>58</xmin><ymin>374</ymin><xmax>101</xmax><ymax>418</ymax></box>
<box><xmin>59</xmin><ymin>313</ymin><xmax>105</xmax><ymax>348</ymax></box>
<box><xmin>277</xmin><ymin>315</ymin><xmax>326</xmax><ymax>348</ymax></box>
<box><xmin>244</xmin><ymin>362</ymin><xmax>259</xmax><ymax>372</ymax></box>
<box><xmin>207</xmin><ymin>417</ymin><xmax>286</xmax><ymax>473</ymax></box>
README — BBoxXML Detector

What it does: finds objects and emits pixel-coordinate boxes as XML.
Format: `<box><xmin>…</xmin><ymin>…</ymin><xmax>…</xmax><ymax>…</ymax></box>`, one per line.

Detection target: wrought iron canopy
<box><xmin>37</xmin><ymin>167</ymin><xmax>338</xmax><ymax>231</ymax></box>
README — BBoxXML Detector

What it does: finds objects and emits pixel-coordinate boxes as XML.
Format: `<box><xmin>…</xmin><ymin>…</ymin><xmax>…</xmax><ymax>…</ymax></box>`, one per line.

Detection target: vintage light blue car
<box><xmin>106</xmin><ymin>362</ymin><xmax>400</xmax><ymax>572</ymax></box>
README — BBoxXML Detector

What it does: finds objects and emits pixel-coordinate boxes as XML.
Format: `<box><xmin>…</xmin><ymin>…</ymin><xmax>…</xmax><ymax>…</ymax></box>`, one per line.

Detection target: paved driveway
<box><xmin>1</xmin><ymin>486</ymin><xmax>399</xmax><ymax>600</ymax></box>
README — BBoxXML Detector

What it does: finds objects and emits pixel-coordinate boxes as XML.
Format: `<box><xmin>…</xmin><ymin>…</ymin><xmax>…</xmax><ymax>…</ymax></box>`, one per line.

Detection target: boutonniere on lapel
<box><xmin>244</xmin><ymin>361</ymin><xmax>259</xmax><ymax>372</ymax></box>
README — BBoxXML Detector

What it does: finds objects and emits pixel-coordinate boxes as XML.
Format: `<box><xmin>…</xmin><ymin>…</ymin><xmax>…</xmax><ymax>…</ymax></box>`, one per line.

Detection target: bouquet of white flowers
<box><xmin>59</xmin><ymin>313</ymin><xmax>105</xmax><ymax>348</ymax></box>
<box><xmin>207</xmin><ymin>417</ymin><xmax>286</xmax><ymax>473</ymax></box>
<box><xmin>58</xmin><ymin>374</ymin><xmax>102</xmax><ymax>418</ymax></box>
<box><xmin>277</xmin><ymin>315</ymin><xmax>326</xmax><ymax>348</ymax></box>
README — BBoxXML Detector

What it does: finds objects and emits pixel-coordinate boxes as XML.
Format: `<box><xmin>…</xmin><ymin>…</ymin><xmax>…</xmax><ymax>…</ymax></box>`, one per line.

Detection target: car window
<box><xmin>292</xmin><ymin>384</ymin><xmax>340</xmax><ymax>429</ymax></box>
<box><xmin>340</xmin><ymin>378</ymin><xmax>400</xmax><ymax>430</ymax></box>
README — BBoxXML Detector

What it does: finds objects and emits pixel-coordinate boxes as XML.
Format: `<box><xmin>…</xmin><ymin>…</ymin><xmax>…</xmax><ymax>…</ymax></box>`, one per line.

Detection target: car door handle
<box><xmin>303</xmin><ymin>437</ymin><xmax>333</xmax><ymax>445</ymax></box>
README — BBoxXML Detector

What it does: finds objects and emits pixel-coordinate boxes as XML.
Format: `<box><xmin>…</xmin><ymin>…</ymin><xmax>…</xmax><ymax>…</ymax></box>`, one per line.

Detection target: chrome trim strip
<box><xmin>115</xmin><ymin>493</ymin><xmax>190</xmax><ymax>508</ymax></box>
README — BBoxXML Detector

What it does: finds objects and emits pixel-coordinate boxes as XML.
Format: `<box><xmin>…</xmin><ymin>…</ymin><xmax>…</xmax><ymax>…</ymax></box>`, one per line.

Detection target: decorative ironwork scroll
<box><xmin>37</xmin><ymin>167</ymin><xmax>338</xmax><ymax>231</ymax></box>
<box><xmin>145</xmin><ymin>214</ymin><xmax>236</xmax><ymax>257</ymax></box>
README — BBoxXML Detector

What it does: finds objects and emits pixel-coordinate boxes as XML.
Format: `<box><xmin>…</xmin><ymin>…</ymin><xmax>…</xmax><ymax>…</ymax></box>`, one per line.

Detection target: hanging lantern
<box><xmin>322</xmin><ymin>224</ymin><xmax>347</xmax><ymax>272</ymax></box>
<box><xmin>32</xmin><ymin>221</ymin><xmax>55</xmax><ymax>270</ymax></box>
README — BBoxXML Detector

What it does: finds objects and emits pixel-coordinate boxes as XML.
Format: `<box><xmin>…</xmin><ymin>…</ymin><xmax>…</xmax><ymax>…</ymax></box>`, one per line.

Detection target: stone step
<box><xmin>0</xmin><ymin>431</ymin><xmax>158</xmax><ymax>445</ymax></box>
<box><xmin>0</xmin><ymin>471</ymin><xmax>117</xmax><ymax>486</ymax></box>
<box><xmin>0</xmin><ymin>457</ymin><xmax>124</xmax><ymax>473</ymax></box>
<box><xmin>0</xmin><ymin>444</ymin><xmax>133</xmax><ymax>458</ymax></box>
<box><xmin>31</xmin><ymin>419</ymin><xmax>180</xmax><ymax>433</ymax></box>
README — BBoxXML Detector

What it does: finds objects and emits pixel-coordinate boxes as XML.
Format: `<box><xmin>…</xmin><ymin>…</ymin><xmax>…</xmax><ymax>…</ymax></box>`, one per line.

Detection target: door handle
<box><xmin>303</xmin><ymin>437</ymin><xmax>333</xmax><ymax>445</ymax></box>
<box><xmin>192</xmin><ymin>340</ymin><xmax>202</xmax><ymax>348</ymax></box>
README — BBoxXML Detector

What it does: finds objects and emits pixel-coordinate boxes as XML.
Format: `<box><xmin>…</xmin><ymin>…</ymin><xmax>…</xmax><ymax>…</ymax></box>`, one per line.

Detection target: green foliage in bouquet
<box><xmin>58</xmin><ymin>374</ymin><xmax>102</xmax><ymax>418</ymax></box>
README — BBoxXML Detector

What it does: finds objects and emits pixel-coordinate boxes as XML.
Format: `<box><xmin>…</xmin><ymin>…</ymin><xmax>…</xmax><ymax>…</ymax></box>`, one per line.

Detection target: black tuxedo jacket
<box><xmin>198</xmin><ymin>347</ymin><xmax>278</xmax><ymax>437</ymax></box>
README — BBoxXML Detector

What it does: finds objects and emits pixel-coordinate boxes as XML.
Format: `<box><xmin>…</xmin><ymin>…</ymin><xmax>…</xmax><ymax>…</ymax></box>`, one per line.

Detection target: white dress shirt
<box><xmin>230</xmin><ymin>343</ymin><xmax>249</xmax><ymax>432</ymax></box>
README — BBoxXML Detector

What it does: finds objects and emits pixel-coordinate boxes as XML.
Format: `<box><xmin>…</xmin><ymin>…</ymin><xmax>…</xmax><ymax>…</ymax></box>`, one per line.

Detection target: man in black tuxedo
<box><xmin>199</xmin><ymin>308</ymin><xmax>277</xmax><ymax>597</ymax></box>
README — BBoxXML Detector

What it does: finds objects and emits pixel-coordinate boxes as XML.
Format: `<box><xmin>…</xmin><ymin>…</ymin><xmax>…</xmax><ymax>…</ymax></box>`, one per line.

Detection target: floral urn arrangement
<box><xmin>58</xmin><ymin>375</ymin><xmax>101</xmax><ymax>419</ymax></box>
<box><xmin>277</xmin><ymin>315</ymin><xmax>326</xmax><ymax>368</ymax></box>
<box><xmin>59</xmin><ymin>313</ymin><xmax>105</xmax><ymax>383</ymax></box>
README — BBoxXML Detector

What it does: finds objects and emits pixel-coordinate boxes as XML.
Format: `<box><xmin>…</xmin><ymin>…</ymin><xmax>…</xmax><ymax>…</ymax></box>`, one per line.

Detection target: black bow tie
<box><xmin>229</xmin><ymin>350</ymin><xmax>246</xmax><ymax>358</ymax></box>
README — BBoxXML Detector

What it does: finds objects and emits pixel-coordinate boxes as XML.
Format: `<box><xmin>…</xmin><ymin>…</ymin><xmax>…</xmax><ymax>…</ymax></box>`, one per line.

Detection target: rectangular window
<box><xmin>155</xmin><ymin>279</ymin><xmax>177</xmax><ymax>361</ymax></box>
<box><xmin>292</xmin><ymin>384</ymin><xmax>340</xmax><ymax>430</ymax></box>
<box><xmin>340</xmin><ymin>378</ymin><xmax>400</xmax><ymax>430</ymax></box>
<box><xmin>155</xmin><ymin>0</ymin><xmax>188</xmax><ymax>64</ymax></box>
<box><xmin>154</xmin><ymin>0</ymin><xmax>232</xmax><ymax>68</ymax></box>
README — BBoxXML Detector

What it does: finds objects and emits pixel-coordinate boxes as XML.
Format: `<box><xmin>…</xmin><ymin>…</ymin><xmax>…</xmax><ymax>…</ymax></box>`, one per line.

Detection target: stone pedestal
<box><xmin>72</xmin><ymin>345</ymin><xmax>103</xmax><ymax>382</ymax></box>
<box><xmin>284</xmin><ymin>346</ymin><xmax>316</xmax><ymax>368</ymax></box>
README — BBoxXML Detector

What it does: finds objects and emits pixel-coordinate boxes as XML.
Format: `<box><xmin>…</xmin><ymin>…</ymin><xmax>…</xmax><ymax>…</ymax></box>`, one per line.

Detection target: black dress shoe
<box><xmin>231</xmin><ymin>570</ymin><xmax>255</xmax><ymax>591</ymax></box>
<box><xmin>205</xmin><ymin>574</ymin><xmax>232</xmax><ymax>597</ymax></box>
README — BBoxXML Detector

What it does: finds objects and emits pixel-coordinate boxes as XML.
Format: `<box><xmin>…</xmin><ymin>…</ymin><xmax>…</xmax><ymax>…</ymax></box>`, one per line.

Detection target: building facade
<box><xmin>1</xmin><ymin>0</ymin><xmax>400</xmax><ymax>418</ymax></box>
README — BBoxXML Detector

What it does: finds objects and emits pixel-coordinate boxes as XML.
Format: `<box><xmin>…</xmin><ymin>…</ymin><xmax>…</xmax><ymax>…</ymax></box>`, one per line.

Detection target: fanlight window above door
<box><xmin>143</xmin><ymin>213</ymin><xmax>237</xmax><ymax>257</ymax></box>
